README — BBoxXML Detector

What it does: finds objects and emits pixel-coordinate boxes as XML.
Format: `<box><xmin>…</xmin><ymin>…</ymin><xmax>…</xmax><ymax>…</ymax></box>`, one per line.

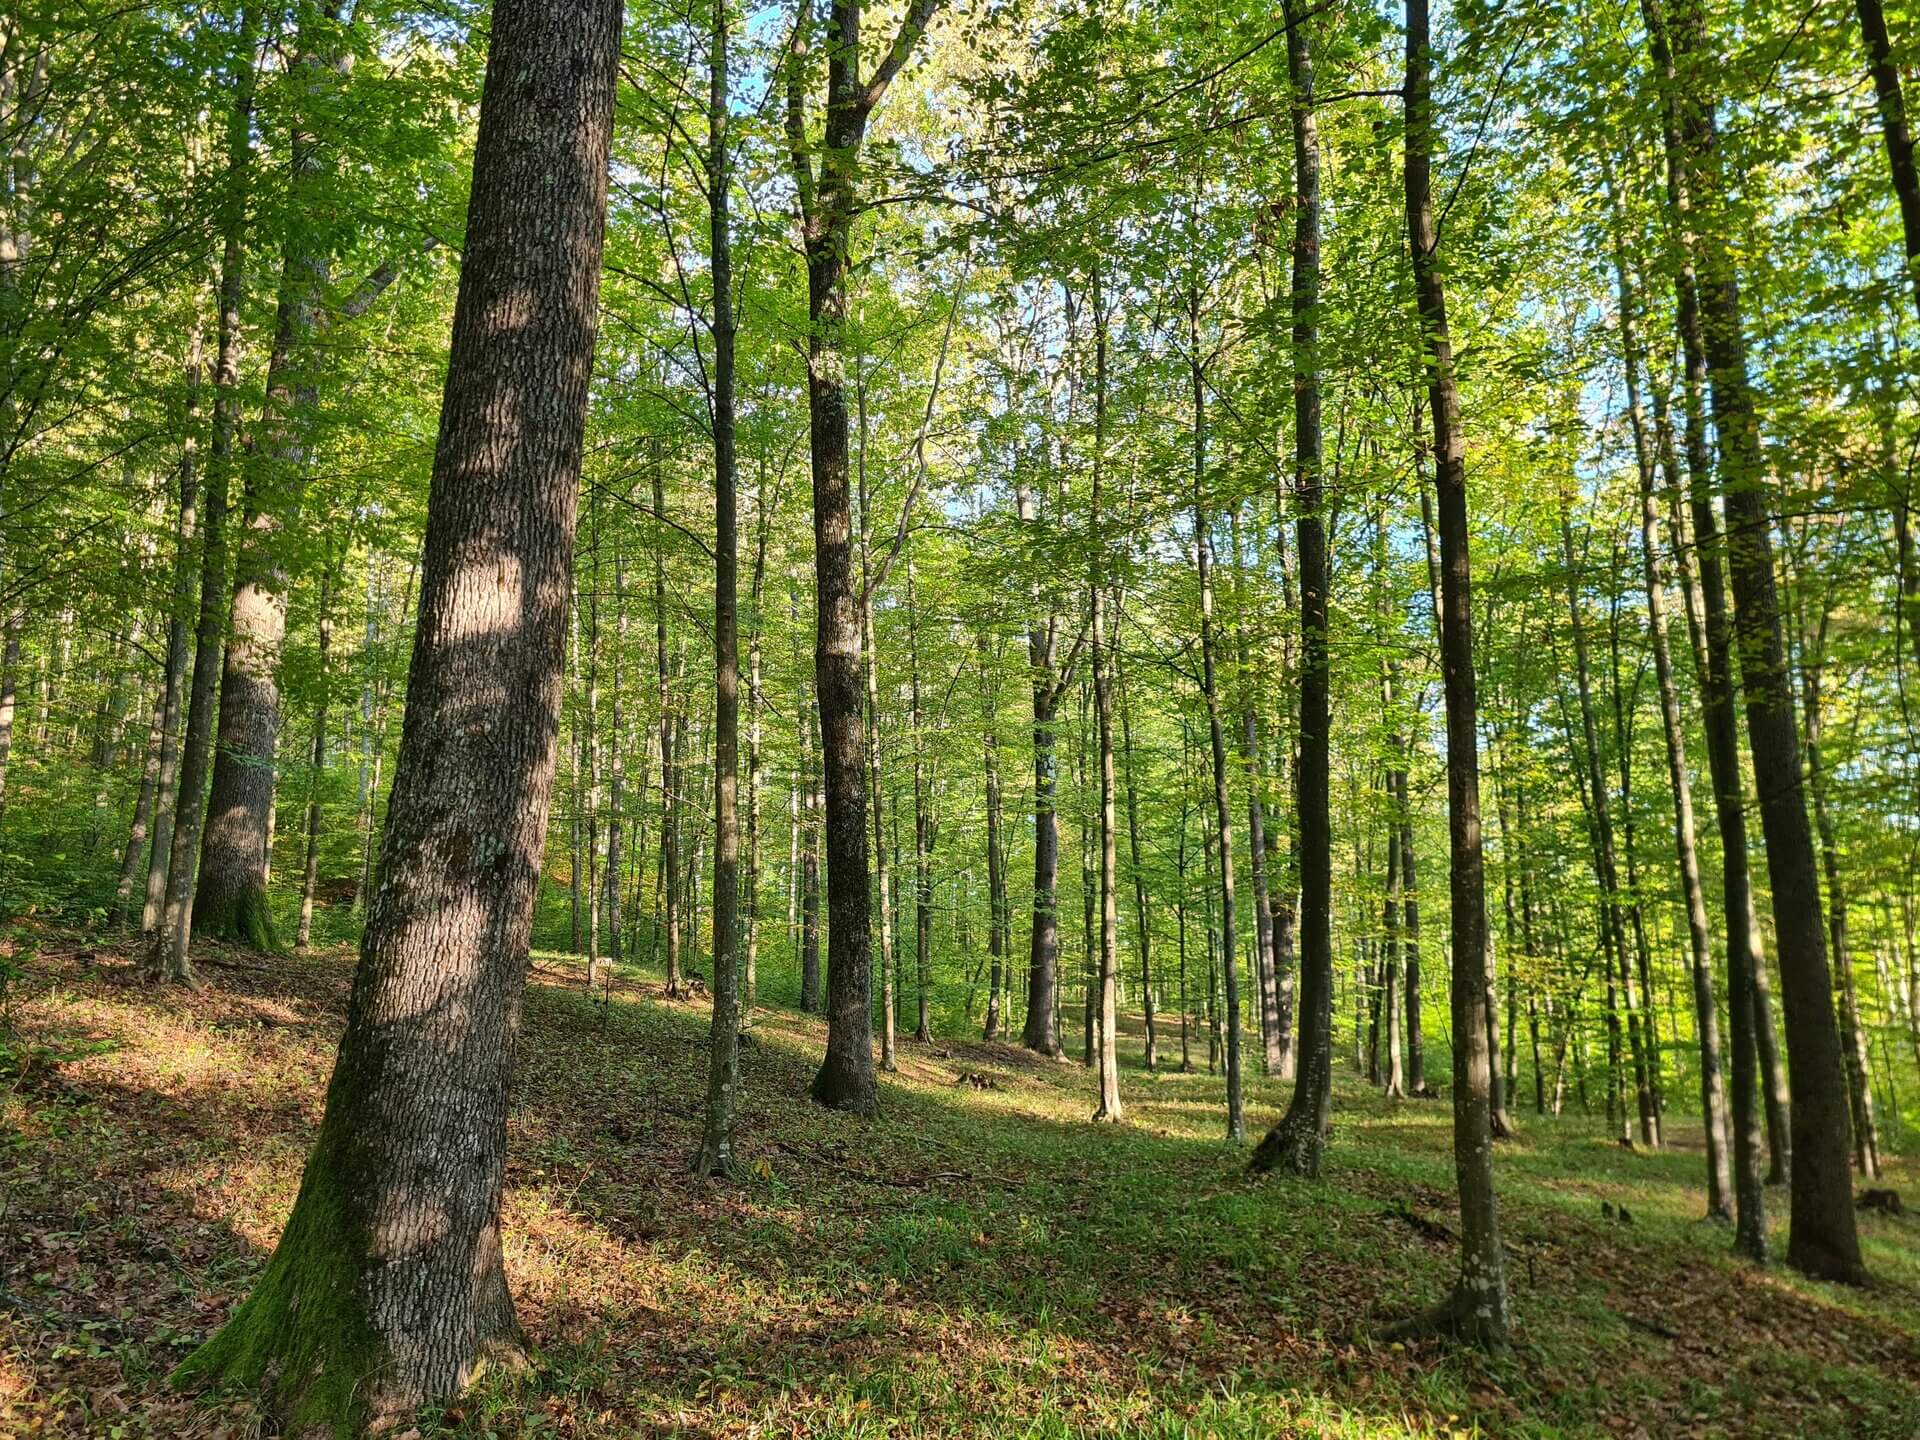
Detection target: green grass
<box><xmin>2</xmin><ymin>931</ymin><xmax>1917</xmax><ymax>1437</ymax></box>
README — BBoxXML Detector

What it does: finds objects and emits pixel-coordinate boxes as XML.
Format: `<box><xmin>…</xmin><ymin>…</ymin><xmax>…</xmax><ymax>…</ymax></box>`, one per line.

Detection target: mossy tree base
<box><xmin>192</xmin><ymin>881</ymin><xmax>280</xmax><ymax>951</ymax></box>
<box><xmin>176</xmin><ymin>1120</ymin><xmax>525</xmax><ymax>1437</ymax></box>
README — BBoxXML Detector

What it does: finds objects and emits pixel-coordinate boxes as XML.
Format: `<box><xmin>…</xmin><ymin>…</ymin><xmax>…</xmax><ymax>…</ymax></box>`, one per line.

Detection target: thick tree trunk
<box><xmin>150</xmin><ymin>14</ymin><xmax>258</xmax><ymax>984</ymax></box>
<box><xmin>1654</xmin><ymin>0</ymin><xmax>1864</xmax><ymax>1284</ymax></box>
<box><xmin>195</xmin><ymin>7</ymin><xmax>351</xmax><ymax>949</ymax></box>
<box><xmin>787</xmin><ymin>0</ymin><xmax>941</xmax><ymax>1114</ymax></box>
<box><xmin>1395</xmin><ymin>0</ymin><xmax>1508</xmax><ymax>1345</ymax></box>
<box><xmin>175</xmin><ymin>2</ymin><xmax>618</xmax><ymax>1426</ymax></box>
<box><xmin>1254</xmin><ymin>0</ymin><xmax>1330</xmax><ymax>1174</ymax></box>
<box><xmin>0</xmin><ymin>612</ymin><xmax>19</xmax><ymax>836</ymax></box>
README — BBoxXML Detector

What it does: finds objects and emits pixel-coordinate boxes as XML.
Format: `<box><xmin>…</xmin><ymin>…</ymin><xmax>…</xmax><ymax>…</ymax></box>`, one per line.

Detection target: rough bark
<box><xmin>175</xmin><ymin>2</ymin><xmax>618</xmax><ymax>1426</ymax></box>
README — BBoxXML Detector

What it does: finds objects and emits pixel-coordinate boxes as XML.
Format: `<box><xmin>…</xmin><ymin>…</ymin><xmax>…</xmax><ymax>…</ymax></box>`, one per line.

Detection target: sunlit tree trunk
<box><xmin>1254</xmin><ymin>0</ymin><xmax>1330</xmax><ymax>1173</ymax></box>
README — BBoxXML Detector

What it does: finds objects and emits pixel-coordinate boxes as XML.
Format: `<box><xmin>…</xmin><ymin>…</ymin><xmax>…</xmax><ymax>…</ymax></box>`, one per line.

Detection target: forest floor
<box><xmin>3</xmin><ymin>932</ymin><xmax>1919</xmax><ymax>1438</ymax></box>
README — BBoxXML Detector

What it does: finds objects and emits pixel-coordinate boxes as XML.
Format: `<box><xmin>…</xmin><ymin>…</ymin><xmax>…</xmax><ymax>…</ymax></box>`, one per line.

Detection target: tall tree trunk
<box><xmin>1023</xmin><ymin>602</ymin><xmax>1067</xmax><ymax>1058</ymax></box>
<box><xmin>1090</xmin><ymin>276</ymin><xmax>1122</xmax><ymax>1121</ymax></box>
<box><xmin>137</xmin><ymin>323</ymin><xmax>205</xmax><ymax>931</ymax></box>
<box><xmin>1654</xmin><ymin>0</ymin><xmax>1864</xmax><ymax>1284</ymax></box>
<box><xmin>743</xmin><ymin>484</ymin><xmax>771</xmax><ymax>1024</ymax></box>
<box><xmin>295</xmin><ymin>554</ymin><xmax>338</xmax><ymax>948</ymax></box>
<box><xmin>801</xmin><ymin>695</ymin><xmax>823</xmax><ymax>1013</ymax></box>
<box><xmin>1394</xmin><ymin>765</ymin><xmax>1425</xmax><ymax>1095</ymax></box>
<box><xmin>1605</xmin><ymin>161</ymin><xmax>1734</xmax><ymax>1216</ymax></box>
<box><xmin>655</xmin><ymin>463</ymin><xmax>682</xmax><ymax>997</ymax></box>
<box><xmin>1190</xmin><ymin>333</ymin><xmax>1243</xmax><ymax>1143</ymax></box>
<box><xmin>909</xmin><ymin>560</ymin><xmax>934</xmax><ymax>1044</ymax></box>
<box><xmin>1118</xmin><ymin>638</ymin><xmax>1155</xmax><ymax>1070</ymax></box>
<box><xmin>1254</xmin><ymin>0</ymin><xmax>1331</xmax><ymax>1173</ymax></box>
<box><xmin>1655</xmin><ymin>373</ymin><xmax>1772</xmax><ymax>1245</ymax></box>
<box><xmin>176</xmin><ymin>2</ymin><xmax>618</xmax><ymax>1423</ymax></box>
<box><xmin>1231</xmin><ymin>506</ymin><xmax>1282</xmax><ymax>1077</ymax></box>
<box><xmin>195</xmin><ymin>6</ymin><xmax>351</xmax><ymax>948</ymax></box>
<box><xmin>1798</xmin><ymin>595</ymin><xmax>1880</xmax><ymax>1179</ymax></box>
<box><xmin>1561</xmin><ymin>495</ymin><xmax>1658</xmax><ymax>1148</ymax></box>
<box><xmin>1855</xmin><ymin>0</ymin><xmax>1920</xmax><ymax>323</ymax></box>
<box><xmin>695</xmin><ymin>0</ymin><xmax>742</xmax><ymax>1170</ymax></box>
<box><xmin>604</xmin><ymin>544</ymin><xmax>627</xmax><ymax>970</ymax></box>
<box><xmin>980</xmin><ymin>628</ymin><xmax>1009</xmax><ymax>1041</ymax></box>
<box><xmin>1381</xmin><ymin>796</ymin><xmax>1405</xmax><ymax>1099</ymax></box>
<box><xmin>150</xmin><ymin>12</ymin><xmax>258</xmax><ymax>984</ymax></box>
<box><xmin>787</xmin><ymin>0</ymin><xmax>942</xmax><ymax>1115</ymax></box>
<box><xmin>1395</xmin><ymin>0</ymin><xmax>1508</xmax><ymax>1344</ymax></box>
<box><xmin>859</xmin><ymin>479</ymin><xmax>898</xmax><ymax>1070</ymax></box>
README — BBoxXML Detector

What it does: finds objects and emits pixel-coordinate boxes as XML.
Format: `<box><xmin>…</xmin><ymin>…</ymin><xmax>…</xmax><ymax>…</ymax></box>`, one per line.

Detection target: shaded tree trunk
<box><xmin>136</xmin><ymin>323</ymin><xmax>204</xmax><ymax>931</ymax></box>
<box><xmin>1653</xmin><ymin>0</ymin><xmax>1863</xmax><ymax>1284</ymax></box>
<box><xmin>695</xmin><ymin>0</ymin><xmax>742</xmax><ymax>1171</ymax></box>
<box><xmin>175</xmin><ymin>2</ymin><xmax>619</xmax><ymax>1424</ymax></box>
<box><xmin>1394</xmin><ymin>0</ymin><xmax>1508</xmax><ymax>1343</ymax></box>
<box><xmin>195</xmin><ymin>6</ymin><xmax>351</xmax><ymax>949</ymax></box>
<box><xmin>150</xmin><ymin>12</ymin><xmax>258</xmax><ymax>984</ymax></box>
<box><xmin>1605</xmin><ymin>163</ymin><xmax>1733</xmax><ymax>1217</ymax></box>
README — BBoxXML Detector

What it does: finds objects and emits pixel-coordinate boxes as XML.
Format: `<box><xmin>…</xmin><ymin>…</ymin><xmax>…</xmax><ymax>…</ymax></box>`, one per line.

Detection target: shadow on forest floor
<box><xmin>4</xmin><ymin>928</ymin><xmax>1920</xmax><ymax>1438</ymax></box>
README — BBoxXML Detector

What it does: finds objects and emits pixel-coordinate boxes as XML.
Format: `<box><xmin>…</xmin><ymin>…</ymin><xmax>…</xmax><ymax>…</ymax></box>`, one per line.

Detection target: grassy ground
<box><xmin>3</xmin><ymin>931</ymin><xmax>1918</xmax><ymax>1438</ymax></box>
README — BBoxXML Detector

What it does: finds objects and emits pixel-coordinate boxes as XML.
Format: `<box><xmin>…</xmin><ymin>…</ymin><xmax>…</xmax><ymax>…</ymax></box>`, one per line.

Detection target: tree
<box><xmin>174</xmin><ymin>0</ymin><xmax>621</xmax><ymax>1425</ymax></box>
<box><xmin>786</xmin><ymin>0</ymin><xmax>944</xmax><ymax>1112</ymax></box>
<box><xmin>1392</xmin><ymin>0</ymin><xmax>1509</xmax><ymax>1346</ymax></box>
